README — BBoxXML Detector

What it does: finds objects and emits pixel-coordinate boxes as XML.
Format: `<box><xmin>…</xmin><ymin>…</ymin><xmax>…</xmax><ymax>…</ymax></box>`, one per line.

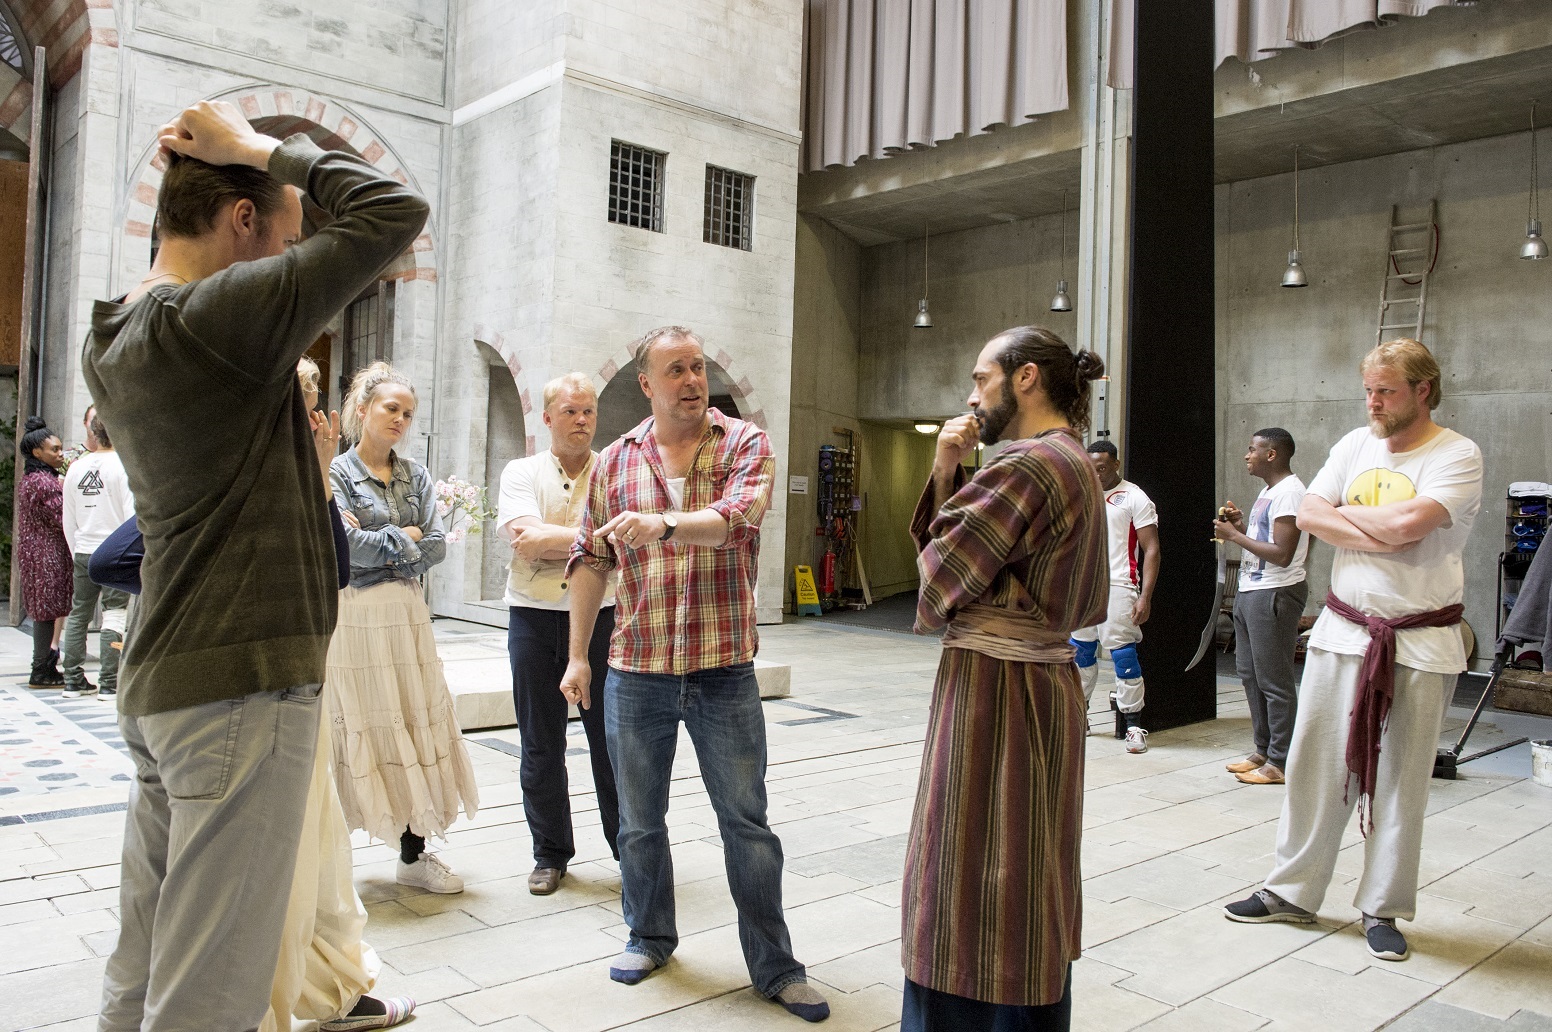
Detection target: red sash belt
<box><xmin>1323</xmin><ymin>591</ymin><xmax>1462</xmax><ymax>835</ymax></box>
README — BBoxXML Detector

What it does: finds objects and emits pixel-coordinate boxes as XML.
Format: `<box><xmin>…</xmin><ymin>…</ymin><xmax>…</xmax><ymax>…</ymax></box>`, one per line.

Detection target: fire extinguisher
<box><xmin>820</xmin><ymin>549</ymin><xmax>837</xmax><ymax>597</ymax></box>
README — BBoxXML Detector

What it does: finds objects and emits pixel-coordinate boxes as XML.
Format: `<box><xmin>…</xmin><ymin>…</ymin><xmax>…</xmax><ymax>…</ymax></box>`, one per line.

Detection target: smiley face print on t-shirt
<box><xmin>1345</xmin><ymin>467</ymin><xmax>1418</xmax><ymax>508</ymax></box>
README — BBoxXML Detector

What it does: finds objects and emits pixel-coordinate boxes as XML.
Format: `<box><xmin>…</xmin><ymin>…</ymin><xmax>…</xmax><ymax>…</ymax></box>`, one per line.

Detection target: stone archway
<box><xmin>474</xmin><ymin>337</ymin><xmax>527</xmax><ymax>602</ymax></box>
<box><xmin>0</xmin><ymin>0</ymin><xmax>117</xmax><ymax>144</ymax></box>
<box><xmin>116</xmin><ymin>84</ymin><xmax>437</xmax><ymax>291</ymax></box>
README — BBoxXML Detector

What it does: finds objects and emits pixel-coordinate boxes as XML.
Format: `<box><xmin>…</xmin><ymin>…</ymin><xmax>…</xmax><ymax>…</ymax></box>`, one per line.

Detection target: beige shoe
<box><xmin>1235</xmin><ymin>764</ymin><xmax>1285</xmax><ymax>785</ymax></box>
<box><xmin>1226</xmin><ymin>754</ymin><xmax>1267</xmax><ymax>774</ymax></box>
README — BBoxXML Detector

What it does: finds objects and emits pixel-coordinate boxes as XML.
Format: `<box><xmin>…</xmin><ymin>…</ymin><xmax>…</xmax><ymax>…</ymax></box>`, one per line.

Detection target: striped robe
<box><xmin>902</xmin><ymin>427</ymin><xmax>1108</xmax><ymax>1007</ymax></box>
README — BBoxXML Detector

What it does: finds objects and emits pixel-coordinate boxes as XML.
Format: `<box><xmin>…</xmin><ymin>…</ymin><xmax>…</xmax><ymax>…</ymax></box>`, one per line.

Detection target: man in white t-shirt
<box><xmin>60</xmin><ymin>414</ymin><xmax>134</xmax><ymax>699</ymax></box>
<box><xmin>1226</xmin><ymin>339</ymin><xmax>1482</xmax><ymax>965</ymax></box>
<box><xmin>497</xmin><ymin>372</ymin><xmax>619</xmax><ymax>897</ymax></box>
<box><xmin>1071</xmin><ymin>440</ymin><xmax>1161</xmax><ymax>753</ymax></box>
<box><xmin>1213</xmin><ymin>428</ymin><xmax>1309</xmax><ymax>785</ymax></box>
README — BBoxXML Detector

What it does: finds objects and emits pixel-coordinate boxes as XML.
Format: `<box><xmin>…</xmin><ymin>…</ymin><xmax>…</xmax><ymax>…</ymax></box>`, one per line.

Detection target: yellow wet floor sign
<box><xmin>794</xmin><ymin>565</ymin><xmax>822</xmax><ymax>616</ymax></box>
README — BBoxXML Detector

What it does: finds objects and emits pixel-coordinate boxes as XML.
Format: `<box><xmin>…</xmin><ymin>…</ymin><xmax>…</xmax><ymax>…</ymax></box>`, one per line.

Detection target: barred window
<box><xmin>704</xmin><ymin>165</ymin><xmax>754</xmax><ymax>251</ymax></box>
<box><xmin>609</xmin><ymin>141</ymin><xmax>666</xmax><ymax>232</ymax></box>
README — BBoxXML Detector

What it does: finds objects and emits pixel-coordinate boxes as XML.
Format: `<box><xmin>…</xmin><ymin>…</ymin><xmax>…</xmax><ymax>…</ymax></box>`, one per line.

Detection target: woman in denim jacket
<box><xmin>327</xmin><ymin>362</ymin><xmax>479</xmax><ymax>895</ymax></box>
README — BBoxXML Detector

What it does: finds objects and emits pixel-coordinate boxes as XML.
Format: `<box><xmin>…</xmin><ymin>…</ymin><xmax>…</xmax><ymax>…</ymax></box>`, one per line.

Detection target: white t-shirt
<box><xmin>62</xmin><ymin>450</ymin><xmax>135</xmax><ymax>556</ymax></box>
<box><xmin>1305</xmin><ymin>425</ymin><xmax>1483</xmax><ymax>674</ymax></box>
<box><xmin>1101</xmin><ymin>479</ymin><xmax>1158</xmax><ymax>588</ymax></box>
<box><xmin>1237</xmin><ymin>475</ymin><xmax>1309</xmax><ymax>592</ymax></box>
<box><xmin>665</xmin><ymin>477</ymin><xmax>686</xmax><ymax>512</ymax></box>
<box><xmin>497</xmin><ymin>451</ymin><xmax>616</xmax><ymax>611</ymax></box>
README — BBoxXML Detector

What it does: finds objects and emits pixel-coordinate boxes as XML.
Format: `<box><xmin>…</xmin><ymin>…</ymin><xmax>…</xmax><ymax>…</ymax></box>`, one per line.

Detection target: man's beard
<box><xmin>1369</xmin><ymin>401</ymin><xmax>1420</xmax><ymax>439</ymax></box>
<box><xmin>974</xmin><ymin>391</ymin><xmax>1018</xmax><ymax>446</ymax></box>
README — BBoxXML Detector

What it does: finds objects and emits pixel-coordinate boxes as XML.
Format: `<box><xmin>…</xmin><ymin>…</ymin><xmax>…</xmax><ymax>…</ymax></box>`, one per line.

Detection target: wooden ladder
<box><xmin>1377</xmin><ymin>200</ymin><xmax>1437</xmax><ymax>344</ymax></box>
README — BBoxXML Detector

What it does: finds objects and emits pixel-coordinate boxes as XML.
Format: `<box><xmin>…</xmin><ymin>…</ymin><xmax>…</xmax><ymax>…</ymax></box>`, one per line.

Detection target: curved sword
<box><xmin>1186</xmin><ymin>537</ymin><xmax>1229</xmax><ymax>672</ymax></box>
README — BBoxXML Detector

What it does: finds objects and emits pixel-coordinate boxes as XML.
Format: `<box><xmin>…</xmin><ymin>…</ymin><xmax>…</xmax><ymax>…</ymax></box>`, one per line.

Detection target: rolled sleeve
<box><xmin>708</xmin><ymin>428</ymin><xmax>774</xmax><ymax>547</ymax></box>
<box><xmin>566</xmin><ymin>458</ymin><xmax>617</xmax><ymax>577</ymax></box>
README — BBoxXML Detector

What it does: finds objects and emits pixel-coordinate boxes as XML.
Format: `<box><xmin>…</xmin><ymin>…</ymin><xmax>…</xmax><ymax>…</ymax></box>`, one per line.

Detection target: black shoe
<box><xmin>62</xmin><ymin>678</ymin><xmax>98</xmax><ymax>699</ymax></box>
<box><xmin>1224</xmin><ymin>889</ymin><xmax>1316</xmax><ymax>924</ymax></box>
<box><xmin>98</xmin><ymin>686</ymin><xmax>117</xmax><ymax>699</ymax></box>
<box><xmin>28</xmin><ymin>667</ymin><xmax>65</xmax><ymax>690</ymax></box>
<box><xmin>1364</xmin><ymin>916</ymin><xmax>1409</xmax><ymax>961</ymax></box>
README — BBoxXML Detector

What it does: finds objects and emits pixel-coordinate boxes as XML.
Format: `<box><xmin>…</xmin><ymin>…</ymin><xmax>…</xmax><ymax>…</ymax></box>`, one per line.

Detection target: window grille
<box><xmin>609</xmin><ymin>141</ymin><xmax>666</xmax><ymax>232</ymax></box>
<box><xmin>0</xmin><ymin>6</ymin><xmax>22</xmax><ymax>74</ymax></box>
<box><xmin>704</xmin><ymin>165</ymin><xmax>754</xmax><ymax>251</ymax></box>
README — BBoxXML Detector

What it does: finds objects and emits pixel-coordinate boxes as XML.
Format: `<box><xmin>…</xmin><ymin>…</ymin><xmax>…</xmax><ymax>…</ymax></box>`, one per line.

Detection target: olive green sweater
<box><xmin>83</xmin><ymin>137</ymin><xmax>429</xmax><ymax>715</ymax></box>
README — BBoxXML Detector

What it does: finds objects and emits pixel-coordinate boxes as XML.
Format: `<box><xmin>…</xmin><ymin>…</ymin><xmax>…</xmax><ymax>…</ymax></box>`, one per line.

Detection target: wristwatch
<box><xmin>661</xmin><ymin>512</ymin><xmax>679</xmax><ymax>541</ymax></box>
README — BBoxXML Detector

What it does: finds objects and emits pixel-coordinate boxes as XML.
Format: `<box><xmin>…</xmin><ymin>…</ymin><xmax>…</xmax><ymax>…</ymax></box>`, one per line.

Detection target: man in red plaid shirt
<box><xmin>561</xmin><ymin>326</ymin><xmax>828</xmax><ymax>1022</ymax></box>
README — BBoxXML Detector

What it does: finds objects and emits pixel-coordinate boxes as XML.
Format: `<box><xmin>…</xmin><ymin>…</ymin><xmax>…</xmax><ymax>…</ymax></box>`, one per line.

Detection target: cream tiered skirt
<box><xmin>260</xmin><ymin>713</ymin><xmax>379</xmax><ymax>1032</ymax></box>
<box><xmin>326</xmin><ymin>578</ymin><xmax>480</xmax><ymax>843</ymax></box>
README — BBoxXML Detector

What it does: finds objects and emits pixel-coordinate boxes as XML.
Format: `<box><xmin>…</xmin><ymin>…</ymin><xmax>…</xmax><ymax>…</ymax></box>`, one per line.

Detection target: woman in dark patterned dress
<box><xmin>17</xmin><ymin>417</ymin><xmax>73</xmax><ymax>689</ymax></box>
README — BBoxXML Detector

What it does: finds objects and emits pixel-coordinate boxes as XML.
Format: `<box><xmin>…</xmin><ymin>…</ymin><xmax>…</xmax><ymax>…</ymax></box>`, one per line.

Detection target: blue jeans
<box><xmin>604</xmin><ymin>661</ymin><xmax>806</xmax><ymax>997</ymax></box>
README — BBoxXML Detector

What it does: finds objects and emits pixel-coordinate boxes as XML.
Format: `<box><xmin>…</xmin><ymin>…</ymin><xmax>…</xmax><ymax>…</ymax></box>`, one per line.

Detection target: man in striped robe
<box><xmin>902</xmin><ymin>327</ymin><xmax>1110</xmax><ymax>1031</ymax></box>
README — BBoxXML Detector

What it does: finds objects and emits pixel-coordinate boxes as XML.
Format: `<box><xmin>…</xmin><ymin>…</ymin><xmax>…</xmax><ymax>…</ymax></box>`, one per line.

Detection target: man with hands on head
<box><xmin>560</xmin><ymin>326</ymin><xmax>828</xmax><ymax>1022</ymax></box>
<box><xmin>1213</xmin><ymin>429</ymin><xmax>1309</xmax><ymax>786</ymax></box>
<box><xmin>84</xmin><ymin>99</ymin><xmax>428</xmax><ymax>1032</ymax></box>
<box><xmin>497</xmin><ymin>372</ymin><xmax>621</xmax><ymax>898</ymax></box>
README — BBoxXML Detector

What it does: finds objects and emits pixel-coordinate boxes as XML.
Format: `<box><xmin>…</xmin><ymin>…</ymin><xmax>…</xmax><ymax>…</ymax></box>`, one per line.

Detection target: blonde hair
<box><xmin>296</xmin><ymin>356</ymin><xmax>320</xmax><ymax>396</ymax></box>
<box><xmin>342</xmin><ymin>361</ymin><xmax>417</xmax><ymax>443</ymax></box>
<box><xmin>543</xmin><ymin>372</ymin><xmax>598</xmax><ymax>410</ymax></box>
<box><xmin>1361</xmin><ymin>338</ymin><xmax>1442</xmax><ymax>411</ymax></box>
<box><xmin>632</xmin><ymin>325</ymin><xmax>703</xmax><ymax>375</ymax></box>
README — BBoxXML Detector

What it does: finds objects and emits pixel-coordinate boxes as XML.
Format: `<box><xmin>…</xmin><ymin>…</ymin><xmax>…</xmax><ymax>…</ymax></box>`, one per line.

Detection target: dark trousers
<box><xmin>902</xmin><ymin>969</ymin><xmax>1072</xmax><ymax>1032</ymax></box>
<box><xmin>509</xmin><ymin>604</ymin><xmax>619</xmax><ymax>867</ymax></box>
<box><xmin>1232</xmin><ymin>580</ymin><xmax>1309</xmax><ymax>769</ymax></box>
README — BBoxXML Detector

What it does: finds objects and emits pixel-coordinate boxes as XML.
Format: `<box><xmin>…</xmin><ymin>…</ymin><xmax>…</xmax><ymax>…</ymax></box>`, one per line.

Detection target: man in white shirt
<box><xmin>1226</xmin><ymin>339</ymin><xmax>1482</xmax><ymax>965</ymax></box>
<box><xmin>1071</xmin><ymin>440</ymin><xmax>1161</xmax><ymax>753</ymax></box>
<box><xmin>497</xmin><ymin>372</ymin><xmax>619</xmax><ymax>896</ymax></box>
<box><xmin>60</xmin><ymin>415</ymin><xmax>134</xmax><ymax>699</ymax></box>
<box><xmin>1214</xmin><ymin>428</ymin><xmax>1309</xmax><ymax>785</ymax></box>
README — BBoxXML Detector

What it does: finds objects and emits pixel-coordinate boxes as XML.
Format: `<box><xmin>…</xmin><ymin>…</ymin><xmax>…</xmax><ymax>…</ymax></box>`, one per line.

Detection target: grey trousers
<box><xmin>61</xmin><ymin>553</ymin><xmax>128</xmax><ymax>689</ymax></box>
<box><xmin>100</xmin><ymin>686</ymin><xmax>321</xmax><ymax>1032</ymax></box>
<box><xmin>1232</xmin><ymin>580</ymin><xmax>1308</xmax><ymax>769</ymax></box>
<box><xmin>1264</xmin><ymin>649</ymin><xmax>1452</xmax><ymax>920</ymax></box>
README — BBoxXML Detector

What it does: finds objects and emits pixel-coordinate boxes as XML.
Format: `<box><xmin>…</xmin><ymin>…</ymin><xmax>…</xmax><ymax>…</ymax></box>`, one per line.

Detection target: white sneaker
<box><xmin>1125</xmin><ymin>727</ymin><xmax>1149</xmax><ymax>754</ymax></box>
<box><xmin>396</xmin><ymin>852</ymin><xmax>464</xmax><ymax>894</ymax></box>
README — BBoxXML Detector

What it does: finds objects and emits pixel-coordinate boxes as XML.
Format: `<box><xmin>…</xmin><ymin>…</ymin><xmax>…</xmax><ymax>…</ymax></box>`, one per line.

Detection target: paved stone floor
<box><xmin>2</xmin><ymin>619</ymin><xmax>1550</xmax><ymax>1031</ymax></box>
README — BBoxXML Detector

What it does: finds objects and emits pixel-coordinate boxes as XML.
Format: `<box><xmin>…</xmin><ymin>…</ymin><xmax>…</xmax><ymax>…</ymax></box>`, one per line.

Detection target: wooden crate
<box><xmin>1494</xmin><ymin>668</ymin><xmax>1552</xmax><ymax>717</ymax></box>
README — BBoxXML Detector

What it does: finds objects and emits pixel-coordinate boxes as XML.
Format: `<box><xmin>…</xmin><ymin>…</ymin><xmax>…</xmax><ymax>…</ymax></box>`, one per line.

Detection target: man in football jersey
<box><xmin>1071</xmin><ymin>440</ymin><xmax>1161</xmax><ymax>753</ymax></box>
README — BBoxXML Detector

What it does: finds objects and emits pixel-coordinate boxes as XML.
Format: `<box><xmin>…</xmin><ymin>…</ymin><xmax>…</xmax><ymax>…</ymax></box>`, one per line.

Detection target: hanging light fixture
<box><xmin>1282</xmin><ymin>144</ymin><xmax>1308</xmax><ymax>287</ymax></box>
<box><xmin>1523</xmin><ymin>101</ymin><xmax>1548</xmax><ymax>260</ymax></box>
<box><xmin>913</xmin><ymin>421</ymin><xmax>940</xmax><ymax>435</ymax></box>
<box><xmin>914</xmin><ymin>222</ymin><xmax>934</xmax><ymax>327</ymax></box>
<box><xmin>1050</xmin><ymin>188</ymin><xmax>1073</xmax><ymax>312</ymax></box>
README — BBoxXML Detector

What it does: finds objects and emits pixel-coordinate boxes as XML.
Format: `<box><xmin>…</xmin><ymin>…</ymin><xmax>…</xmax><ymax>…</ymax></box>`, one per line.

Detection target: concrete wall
<box><xmin>858</xmin><ymin>212</ymin><xmax>1081</xmax><ymax>421</ymax></box>
<box><xmin>1217</xmin><ymin>129</ymin><xmax>1552</xmax><ymax>667</ymax></box>
<box><xmin>784</xmin><ymin>215</ymin><xmax>863</xmax><ymax>605</ymax></box>
<box><xmin>858</xmin><ymin>421</ymin><xmax>937</xmax><ymax>599</ymax></box>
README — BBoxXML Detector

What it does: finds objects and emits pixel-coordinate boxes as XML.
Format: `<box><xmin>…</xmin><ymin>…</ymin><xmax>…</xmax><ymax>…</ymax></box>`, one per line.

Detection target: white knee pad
<box><xmin>1114</xmin><ymin>677</ymin><xmax>1145</xmax><ymax>714</ymax></box>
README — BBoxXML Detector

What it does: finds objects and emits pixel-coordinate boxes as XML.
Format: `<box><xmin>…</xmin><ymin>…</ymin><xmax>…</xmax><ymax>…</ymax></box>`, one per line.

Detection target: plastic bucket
<box><xmin>1534</xmin><ymin>740</ymin><xmax>1552</xmax><ymax>788</ymax></box>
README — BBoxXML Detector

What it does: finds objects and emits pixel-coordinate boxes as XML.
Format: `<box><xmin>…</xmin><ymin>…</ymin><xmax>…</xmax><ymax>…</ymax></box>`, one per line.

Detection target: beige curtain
<box><xmin>1107</xmin><ymin>0</ymin><xmax>1467</xmax><ymax>89</ymax></box>
<box><xmin>803</xmin><ymin>0</ymin><xmax>1069</xmax><ymax>173</ymax></box>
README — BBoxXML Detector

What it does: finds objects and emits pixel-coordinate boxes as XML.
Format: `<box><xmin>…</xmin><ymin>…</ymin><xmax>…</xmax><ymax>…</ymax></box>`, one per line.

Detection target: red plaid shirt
<box><xmin>568</xmin><ymin>407</ymin><xmax>774</xmax><ymax>675</ymax></box>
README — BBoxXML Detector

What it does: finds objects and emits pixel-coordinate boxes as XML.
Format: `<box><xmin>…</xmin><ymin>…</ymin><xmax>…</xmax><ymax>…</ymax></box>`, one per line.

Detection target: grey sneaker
<box><xmin>1364</xmin><ymin>915</ymin><xmax>1409</xmax><ymax>961</ymax></box>
<box><xmin>1224</xmin><ymin>888</ymin><xmax>1315</xmax><ymax>924</ymax></box>
<box><xmin>61</xmin><ymin>680</ymin><xmax>98</xmax><ymax>699</ymax></box>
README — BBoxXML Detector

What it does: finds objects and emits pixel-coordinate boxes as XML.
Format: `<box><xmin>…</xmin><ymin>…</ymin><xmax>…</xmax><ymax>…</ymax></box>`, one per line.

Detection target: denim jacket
<box><xmin>330</xmin><ymin>447</ymin><xmax>446</xmax><ymax>589</ymax></box>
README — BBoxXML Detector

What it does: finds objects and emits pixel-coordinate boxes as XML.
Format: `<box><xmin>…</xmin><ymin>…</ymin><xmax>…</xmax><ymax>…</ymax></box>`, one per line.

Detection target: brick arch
<box><xmin>596</xmin><ymin>339</ymin><xmax>768</xmax><ymax>430</ymax></box>
<box><xmin>472</xmin><ymin>327</ymin><xmax>548</xmax><ymax>456</ymax></box>
<box><xmin>5</xmin><ymin>0</ymin><xmax>115</xmax><ymax>87</ymax></box>
<box><xmin>117</xmin><ymin>84</ymin><xmax>437</xmax><ymax>287</ymax></box>
<box><xmin>0</xmin><ymin>0</ymin><xmax>117</xmax><ymax>143</ymax></box>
